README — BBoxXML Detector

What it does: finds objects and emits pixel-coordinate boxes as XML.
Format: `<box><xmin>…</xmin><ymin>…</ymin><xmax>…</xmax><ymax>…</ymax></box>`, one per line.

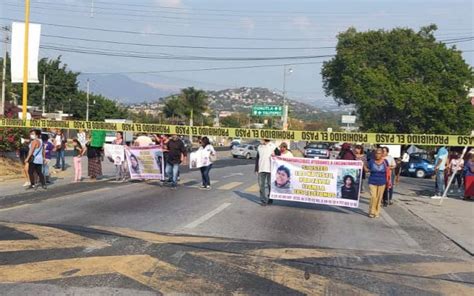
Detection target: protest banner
<box><xmin>270</xmin><ymin>157</ymin><xmax>363</xmax><ymax>208</ymax></box>
<box><xmin>189</xmin><ymin>149</ymin><xmax>211</xmax><ymax>169</ymax></box>
<box><xmin>104</xmin><ymin>144</ymin><xmax>125</xmax><ymax>165</ymax></box>
<box><xmin>124</xmin><ymin>146</ymin><xmax>164</xmax><ymax>180</ymax></box>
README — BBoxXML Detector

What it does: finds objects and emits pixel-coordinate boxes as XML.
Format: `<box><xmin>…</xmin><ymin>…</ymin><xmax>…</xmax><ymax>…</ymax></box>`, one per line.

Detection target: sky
<box><xmin>1</xmin><ymin>0</ymin><xmax>473</xmax><ymax>105</ymax></box>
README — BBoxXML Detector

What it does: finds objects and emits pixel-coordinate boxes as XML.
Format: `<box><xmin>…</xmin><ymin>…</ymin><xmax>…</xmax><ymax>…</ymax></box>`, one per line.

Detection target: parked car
<box><xmin>304</xmin><ymin>143</ymin><xmax>330</xmax><ymax>159</ymax></box>
<box><xmin>230</xmin><ymin>141</ymin><xmax>241</xmax><ymax>150</ymax></box>
<box><xmin>232</xmin><ymin>144</ymin><xmax>258</xmax><ymax>159</ymax></box>
<box><xmin>403</xmin><ymin>154</ymin><xmax>435</xmax><ymax>178</ymax></box>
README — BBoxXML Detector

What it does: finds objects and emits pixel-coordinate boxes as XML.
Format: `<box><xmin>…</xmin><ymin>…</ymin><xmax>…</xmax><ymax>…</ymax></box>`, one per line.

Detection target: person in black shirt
<box><xmin>165</xmin><ymin>134</ymin><xmax>187</xmax><ymax>188</ymax></box>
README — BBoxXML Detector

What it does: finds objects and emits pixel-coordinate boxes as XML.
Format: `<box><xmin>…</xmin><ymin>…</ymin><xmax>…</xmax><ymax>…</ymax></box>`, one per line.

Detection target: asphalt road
<box><xmin>0</xmin><ymin>155</ymin><xmax>472</xmax><ymax>295</ymax></box>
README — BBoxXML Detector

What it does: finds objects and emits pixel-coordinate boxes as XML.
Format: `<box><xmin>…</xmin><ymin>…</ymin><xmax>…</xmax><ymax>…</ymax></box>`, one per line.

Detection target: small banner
<box><xmin>270</xmin><ymin>157</ymin><xmax>363</xmax><ymax>208</ymax></box>
<box><xmin>11</xmin><ymin>22</ymin><xmax>41</xmax><ymax>83</ymax></box>
<box><xmin>104</xmin><ymin>144</ymin><xmax>125</xmax><ymax>165</ymax></box>
<box><xmin>189</xmin><ymin>149</ymin><xmax>211</xmax><ymax>169</ymax></box>
<box><xmin>125</xmin><ymin>146</ymin><xmax>164</xmax><ymax>180</ymax></box>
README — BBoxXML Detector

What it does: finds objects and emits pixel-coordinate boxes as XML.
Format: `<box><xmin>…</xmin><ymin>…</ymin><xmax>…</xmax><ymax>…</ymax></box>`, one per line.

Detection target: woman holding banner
<box><xmin>365</xmin><ymin>148</ymin><xmax>391</xmax><ymax>218</ymax></box>
<box><xmin>112</xmin><ymin>132</ymin><xmax>126</xmax><ymax>182</ymax></box>
<box><xmin>198</xmin><ymin>137</ymin><xmax>216</xmax><ymax>190</ymax></box>
<box><xmin>354</xmin><ymin>145</ymin><xmax>367</xmax><ymax>193</ymax></box>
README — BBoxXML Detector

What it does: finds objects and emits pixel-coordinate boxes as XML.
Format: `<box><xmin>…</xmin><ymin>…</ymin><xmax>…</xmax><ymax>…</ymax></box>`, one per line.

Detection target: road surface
<box><xmin>0</xmin><ymin>155</ymin><xmax>472</xmax><ymax>295</ymax></box>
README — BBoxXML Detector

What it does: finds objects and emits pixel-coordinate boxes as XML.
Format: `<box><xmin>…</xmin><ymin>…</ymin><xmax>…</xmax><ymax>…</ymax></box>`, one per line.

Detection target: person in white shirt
<box><xmin>382</xmin><ymin>146</ymin><xmax>396</xmax><ymax>206</ymax></box>
<box><xmin>134</xmin><ymin>134</ymin><xmax>153</xmax><ymax>147</ymax></box>
<box><xmin>278</xmin><ymin>142</ymin><xmax>293</xmax><ymax>157</ymax></box>
<box><xmin>255</xmin><ymin>139</ymin><xmax>277</xmax><ymax>206</ymax></box>
<box><xmin>198</xmin><ymin>136</ymin><xmax>216</xmax><ymax>189</ymax></box>
<box><xmin>448</xmin><ymin>151</ymin><xmax>464</xmax><ymax>192</ymax></box>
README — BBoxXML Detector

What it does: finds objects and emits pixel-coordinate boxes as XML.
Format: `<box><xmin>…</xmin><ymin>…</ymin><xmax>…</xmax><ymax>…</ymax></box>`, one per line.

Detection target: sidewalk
<box><xmin>394</xmin><ymin>179</ymin><xmax>474</xmax><ymax>255</ymax></box>
<box><xmin>0</xmin><ymin>155</ymin><xmax>116</xmax><ymax>198</ymax></box>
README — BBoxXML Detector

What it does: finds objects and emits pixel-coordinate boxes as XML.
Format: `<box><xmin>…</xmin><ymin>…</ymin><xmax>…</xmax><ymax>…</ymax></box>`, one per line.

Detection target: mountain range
<box><xmin>78</xmin><ymin>74</ymin><xmax>347</xmax><ymax>113</ymax></box>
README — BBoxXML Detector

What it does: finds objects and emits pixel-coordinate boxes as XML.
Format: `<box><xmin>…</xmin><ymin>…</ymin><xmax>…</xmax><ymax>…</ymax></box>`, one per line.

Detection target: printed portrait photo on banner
<box><xmin>272</xmin><ymin>164</ymin><xmax>292</xmax><ymax>194</ymax></box>
<box><xmin>129</xmin><ymin>153</ymin><xmax>141</xmax><ymax>175</ymax></box>
<box><xmin>337</xmin><ymin>168</ymin><xmax>361</xmax><ymax>200</ymax></box>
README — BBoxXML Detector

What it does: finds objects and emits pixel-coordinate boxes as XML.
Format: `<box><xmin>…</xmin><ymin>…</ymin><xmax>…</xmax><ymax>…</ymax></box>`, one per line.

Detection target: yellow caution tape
<box><xmin>1</xmin><ymin>118</ymin><xmax>472</xmax><ymax>146</ymax></box>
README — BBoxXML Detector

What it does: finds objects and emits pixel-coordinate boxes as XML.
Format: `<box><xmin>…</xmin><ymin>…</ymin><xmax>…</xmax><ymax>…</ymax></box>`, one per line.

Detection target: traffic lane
<box><xmin>0</xmin><ymin>163</ymin><xmax>253</xmax><ymax>231</ymax></box>
<box><xmin>0</xmin><ymin>162</ymin><xmax>422</xmax><ymax>255</ymax></box>
<box><xmin>0</xmin><ymin>222</ymin><xmax>472</xmax><ymax>295</ymax></box>
<box><xmin>0</xmin><ymin>156</ymin><xmax>254</xmax><ymax>208</ymax></box>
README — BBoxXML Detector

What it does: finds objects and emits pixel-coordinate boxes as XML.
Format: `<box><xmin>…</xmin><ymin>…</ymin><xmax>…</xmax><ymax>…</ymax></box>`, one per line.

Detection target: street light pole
<box><xmin>41</xmin><ymin>74</ymin><xmax>46</xmax><ymax>115</ymax></box>
<box><xmin>282</xmin><ymin>65</ymin><xmax>292</xmax><ymax>131</ymax></box>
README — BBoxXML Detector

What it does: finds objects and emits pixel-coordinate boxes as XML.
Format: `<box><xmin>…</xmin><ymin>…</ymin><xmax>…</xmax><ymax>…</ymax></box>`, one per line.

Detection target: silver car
<box><xmin>304</xmin><ymin>143</ymin><xmax>330</xmax><ymax>159</ymax></box>
<box><xmin>232</xmin><ymin>144</ymin><xmax>258</xmax><ymax>159</ymax></box>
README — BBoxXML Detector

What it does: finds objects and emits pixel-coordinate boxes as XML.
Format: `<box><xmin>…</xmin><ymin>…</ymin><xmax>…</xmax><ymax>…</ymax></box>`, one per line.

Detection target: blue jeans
<box><xmin>166</xmin><ymin>162</ymin><xmax>180</xmax><ymax>186</ymax></box>
<box><xmin>383</xmin><ymin>170</ymin><xmax>395</xmax><ymax>203</ymax></box>
<box><xmin>55</xmin><ymin>149</ymin><xmax>65</xmax><ymax>170</ymax></box>
<box><xmin>200</xmin><ymin>164</ymin><xmax>213</xmax><ymax>187</ymax></box>
<box><xmin>436</xmin><ymin>170</ymin><xmax>445</xmax><ymax>195</ymax></box>
<box><xmin>258</xmin><ymin>172</ymin><xmax>271</xmax><ymax>204</ymax></box>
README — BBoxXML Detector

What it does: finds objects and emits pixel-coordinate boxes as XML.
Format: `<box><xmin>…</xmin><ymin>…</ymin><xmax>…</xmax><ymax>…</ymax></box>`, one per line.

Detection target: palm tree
<box><xmin>180</xmin><ymin>87</ymin><xmax>208</xmax><ymax>126</ymax></box>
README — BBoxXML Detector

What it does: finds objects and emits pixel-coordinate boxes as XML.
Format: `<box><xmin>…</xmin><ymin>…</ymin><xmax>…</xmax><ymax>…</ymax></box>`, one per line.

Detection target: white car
<box><xmin>232</xmin><ymin>144</ymin><xmax>258</xmax><ymax>159</ymax></box>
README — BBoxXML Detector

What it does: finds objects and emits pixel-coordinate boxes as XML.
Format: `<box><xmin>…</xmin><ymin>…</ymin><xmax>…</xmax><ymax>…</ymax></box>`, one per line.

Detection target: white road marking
<box><xmin>222</xmin><ymin>173</ymin><xmax>244</xmax><ymax>179</ymax></box>
<box><xmin>183</xmin><ymin>203</ymin><xmax>232</xmax><ymax>229</ymax></box>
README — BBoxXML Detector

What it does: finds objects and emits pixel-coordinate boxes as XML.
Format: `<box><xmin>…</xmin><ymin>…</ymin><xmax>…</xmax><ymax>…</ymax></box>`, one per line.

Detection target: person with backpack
<box><xmin>25</xmin><ymin>129</ymin><xmax>46</xmax><ymax>190</ymax></box>
<box><xmin>198</xmin><ymin>136</ymin><xmax>216</xmax><ymax>190</ymax></box>
<box><xmin>364</xmin><ymin>148</ymin><xmax>391</xmax><ymax>218</ymax></box>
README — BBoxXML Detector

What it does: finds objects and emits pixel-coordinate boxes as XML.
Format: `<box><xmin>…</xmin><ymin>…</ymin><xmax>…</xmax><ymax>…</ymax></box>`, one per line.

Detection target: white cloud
<box><xmin>292</xmin><ymin>16</ymin><xmax>313</xmax><ymax>31</ymax></box>
<box><xmin>240</xmin><ymin>17</ymin><xmax>256</xmax><ymax>31</ymax></box>
<box><xmin>155</xmin><ymin>0</ymin><xmax>183</xmax><ymax>8</ymax></box>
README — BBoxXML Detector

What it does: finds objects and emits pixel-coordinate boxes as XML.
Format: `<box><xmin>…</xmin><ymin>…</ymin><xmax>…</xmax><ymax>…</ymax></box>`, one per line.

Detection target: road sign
<box><xmin>252</xmin><ymin>105</ymin><xmax>283</xmax><ymax>117</ymax></box>
<box><xmin>341</xmin><ymin>115</ymin><xmax>356</xmax><ymax>124</ymax></box>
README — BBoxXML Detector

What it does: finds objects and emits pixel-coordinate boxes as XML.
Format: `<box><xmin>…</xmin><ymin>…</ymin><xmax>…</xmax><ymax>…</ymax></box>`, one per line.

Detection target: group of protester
<box><xmin>432</xmin><ymin>147</ymin><xmax>474</xmax><ymax>200</ymax></box>
<box><xmin>18</xmin><ymin>128</ymin><xmax>106</xmax><ymax>189</ymax></box>
<box><xmin>254</xmin><ymin>140</ymin><xmax>474</xmax><ymax>218</ymax></box>
<box><xmin>17</xmin><ymin>130</ymin><xmax>474</xmax><ymax>217</ymax></box>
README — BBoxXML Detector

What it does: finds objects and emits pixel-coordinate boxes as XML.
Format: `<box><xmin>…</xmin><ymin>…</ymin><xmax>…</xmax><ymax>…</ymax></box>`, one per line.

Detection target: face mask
<box><xmin>30</xmin><ymin>134</ymin><xmax>36</xmax><ymax>140</ymax></box>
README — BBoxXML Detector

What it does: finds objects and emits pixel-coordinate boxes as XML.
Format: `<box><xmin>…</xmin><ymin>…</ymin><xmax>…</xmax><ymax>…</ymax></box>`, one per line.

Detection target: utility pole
<box><xmin>86</xmin><ymin>79</ymin><xmax>90</xmax><ymax>121</ymax></box>
<box><xmin>1</xmin><ymin>26</ymin><xmax>9</xmax><ymax>117</ymax></box>
<box><xmin>41</xmin><ymin>74</ymin><xmax>46</xmax><ymax>115</ymax></box>
<box><xmin>282</xmin><ymin>65</ymin><xmax>292</xmax><ymax>131</ymax></box>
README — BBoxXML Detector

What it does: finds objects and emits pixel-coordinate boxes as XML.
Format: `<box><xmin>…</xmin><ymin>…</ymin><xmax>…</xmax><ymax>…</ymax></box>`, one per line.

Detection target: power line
<box><xmin>0</xmin><ymin>17</ymin><xmax>336</xmax><ymax>42</ymax></box>
<box><xmin>39</xmin><ymin>34</ymin><xmax>335</xmax><ymax>51</ymax></box>
<box><xmin>80</xmin><ymin>61</ymin><xmax>326</xmax><ymax>75</ymax></box>
<box><xmin>0</xmin><ymin>38</ymin><xmax>334</xmax><ymax>61</ymax></box>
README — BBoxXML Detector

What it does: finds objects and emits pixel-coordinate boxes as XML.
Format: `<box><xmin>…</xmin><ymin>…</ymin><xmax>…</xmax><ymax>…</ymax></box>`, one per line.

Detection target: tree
<box><xmin>180</xmin><ymin>87</ymin><xmax>208</xmax><ymax>124</ymax></box>
<box><xmin>1</xmin><ymin>55</ymin><xmax>127</xmax><ymax>120</ymax></box>
<box><xmin>163</xmin><ymin>95</ymin><xmax>187</xmax><ymax>119</ymax></box>
<box><xmin>322</xmin><ymin>25</ymin><xmax>474</xmax><ymax>134</ymax></box>
<box><xmin>11</xmin><ymin>57</ymin><xmax>79</xmax><ymax>112</ymax></box>
<box><xmin>162</xmin><ymin>88</ymin><xmax>210</xmax><ymax>125</ymax></box>
<box><xmin>220</xmin><ymin>113</ymin><xmax>249</xmax><ymax>128</ymax></box>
